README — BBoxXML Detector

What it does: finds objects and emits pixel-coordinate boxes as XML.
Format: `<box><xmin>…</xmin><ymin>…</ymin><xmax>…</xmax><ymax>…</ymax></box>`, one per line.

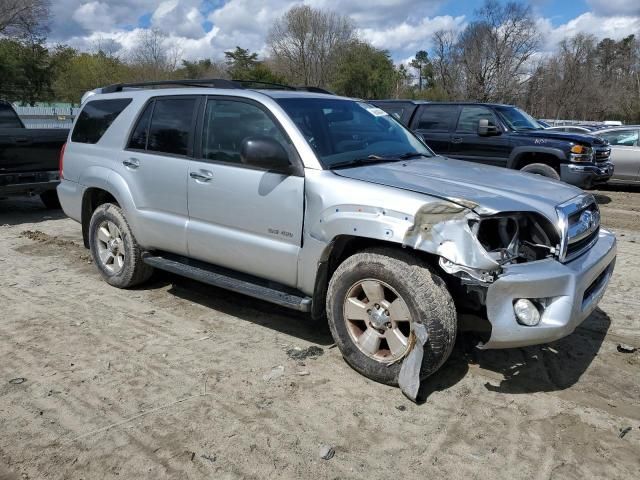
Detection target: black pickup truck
<box><xmin>370</xmin><ymin>100</ymin><xmax>613</xmax><ymax>188</ymax></box>
<box><xmin>0</xmin><ymin>100</ymin><xmax>68</xmax><ymax>208</ymax></box>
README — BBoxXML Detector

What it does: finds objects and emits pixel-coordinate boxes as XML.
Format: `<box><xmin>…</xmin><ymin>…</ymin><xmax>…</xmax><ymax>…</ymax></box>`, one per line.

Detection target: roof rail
<box><xmin>295</xmin><ymin>86</ymin><xmax>335</xmax><ymax>95</ymax></box>
<box><xmin>100</xmin><ymin>78</ymin><xmax>243</xmax><ymax>94</ymax></box>
<box><xmin>232</xmin><ymin>79</ymin><xmax>296</xmax><ymax>90</ymax></box>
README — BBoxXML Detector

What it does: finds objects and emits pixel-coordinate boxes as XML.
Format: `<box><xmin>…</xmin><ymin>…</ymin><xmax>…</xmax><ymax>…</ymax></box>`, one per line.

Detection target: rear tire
<box><xmin>520</xmin><ymin>162</ymin><xmax>560</xmax><ymax>180</ymax></box>
<box><xmin>40</xmin><ymin>190</ymin><xmax>61</xmax><ymax>209</ymax></box>
<box><xmin>88</xmin><ymin>203</ymin><xmax>153</xmax><ymax>288</ymax></box>
<box><xmin>326</xmin><ymin>248</ymin><xmax>457</xmax><ymax>386</ymax></box>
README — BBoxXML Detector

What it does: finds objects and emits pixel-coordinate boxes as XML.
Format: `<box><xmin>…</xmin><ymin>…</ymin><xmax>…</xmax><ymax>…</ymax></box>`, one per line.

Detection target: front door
<box><xmin>186</xmin><ymin>97</ymin><xmax>304</xmax><ymax>287</ymax></box>
<box><xmin>448</xmin><ymin>105</ymin><xmax>510</xmax><ymax>167</ymax></box>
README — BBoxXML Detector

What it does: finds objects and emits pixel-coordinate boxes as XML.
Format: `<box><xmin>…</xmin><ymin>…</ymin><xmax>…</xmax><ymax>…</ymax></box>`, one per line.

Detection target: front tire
<box><xmin>88</xmin><ymin>203</ymin><xmax>153</xmax><ymax>288</ymax></box>
<box><xmin>520</xmin><ymin>162</ymin><xmax>560</xmax><ymax>180</ymax></box>
<box><xmin>326</xmin><ymin>248</ymin><xmax>457</xmax><ymax>386</ymax></box>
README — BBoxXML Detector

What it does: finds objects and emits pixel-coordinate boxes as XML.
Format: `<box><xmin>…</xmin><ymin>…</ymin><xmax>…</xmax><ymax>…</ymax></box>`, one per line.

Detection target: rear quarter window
<box><xmin>71</xmin><ymin>98</ymin><xmax>132</xmax><ymax>144</ymax></box>
<box><xmin>415</xmin><ymin>105</ymin><xmax>458</xmax><ymax>132</ymax></box>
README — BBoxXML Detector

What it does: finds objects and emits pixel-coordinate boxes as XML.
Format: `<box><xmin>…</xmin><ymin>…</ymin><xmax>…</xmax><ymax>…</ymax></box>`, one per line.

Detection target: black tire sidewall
<box><xmin>88</xmin><ymin>204</ymin><xmax>142</xmax><ymax>288</ymax></box>
<box><xmin>520</xmin><ymin>163</ymin><xmax>560</xmax><ymax>180</ymax></box>
<box><xmin>40</xmin><ymin>190</ymin><xmax>61</xmax><ymax>209</ymax></box>
<box><xmin>327</xmin><ymin>252</ymin><xmax>456</xmax><ymax>386</ymax></box>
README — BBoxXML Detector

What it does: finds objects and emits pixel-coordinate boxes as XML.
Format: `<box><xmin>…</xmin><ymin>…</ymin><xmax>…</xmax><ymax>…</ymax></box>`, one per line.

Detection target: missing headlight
<box><xmin>474</xmin><ymin>213</ymin><xmax>558</xmax><ymax>264</ymax></box>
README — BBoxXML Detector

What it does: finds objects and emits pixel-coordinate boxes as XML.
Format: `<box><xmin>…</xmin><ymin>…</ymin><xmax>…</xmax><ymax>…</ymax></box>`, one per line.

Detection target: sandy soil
<box><xmin>0</xmin><ymin>193</ymin><xmax>638</xmax><ymax>480</ymax></box>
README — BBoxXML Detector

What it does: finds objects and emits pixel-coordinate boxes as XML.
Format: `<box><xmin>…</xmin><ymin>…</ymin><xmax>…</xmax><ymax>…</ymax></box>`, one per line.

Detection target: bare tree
<box><xmin>0</xmin><ymin>0</ymin><xmax>49</xmax><ymax>37</ymax></box>
<box><xmin>457</xmin><ymin>0</ymin><xmax>539</xmax><ymax>102</ymax></box>
<box><xmin>267</xmin><ymin>5</ymin><xmax>355</xmax><ymax>86</ymax></box>
<box><xmin>431</xmin><ymin>29</ymin><xmax>461</xmax><ymax>99</ymax></box>
<box><xmin>129</xmin><ymin>28</ymin><xmax>182</xmax><ymax>80</ymax></box>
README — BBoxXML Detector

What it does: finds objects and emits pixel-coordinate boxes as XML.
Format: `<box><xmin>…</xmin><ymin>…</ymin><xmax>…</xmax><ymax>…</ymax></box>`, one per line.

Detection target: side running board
<box><xmin>142</xmin><ymin>252</ymin><xmax>312</xmax><ymax>312</ymax></box>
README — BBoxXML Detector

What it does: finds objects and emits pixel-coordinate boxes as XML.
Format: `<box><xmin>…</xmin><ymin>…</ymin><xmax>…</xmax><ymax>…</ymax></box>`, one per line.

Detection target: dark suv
<box><xmin>370</xmin><ymin>101</ymin><xmax>613</xmax><ymax>188</ymax></box>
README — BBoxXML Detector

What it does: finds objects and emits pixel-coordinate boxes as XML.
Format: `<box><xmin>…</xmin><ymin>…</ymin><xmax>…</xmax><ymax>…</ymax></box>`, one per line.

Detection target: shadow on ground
<box><xmin>0</xmin><ymin>196</ymin><xmax>65</xmax><ymax>226</ymax></box>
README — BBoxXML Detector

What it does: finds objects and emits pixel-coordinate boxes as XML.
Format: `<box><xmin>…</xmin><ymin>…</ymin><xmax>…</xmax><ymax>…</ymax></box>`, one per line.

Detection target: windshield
<box><xmin>276</xmin><ymin>97</ymin><xmax>433</xmax><ymax>168</ymax></box>
<box><xmin>495</xmin><ymin>106</ymin><xmax>543</xmax><ymax>132</ymax></box>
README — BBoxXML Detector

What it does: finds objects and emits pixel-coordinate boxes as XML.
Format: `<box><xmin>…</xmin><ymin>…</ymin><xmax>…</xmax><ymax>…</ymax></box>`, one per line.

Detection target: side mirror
<box><xmin>240</xmin><ymin>136</ymin><xmax>291</xmax><ymax>172</ymax></box>
<box><xmin>478</xmin><ymin>118</ymin><xmax>500</xmax><ymax>136</ymax></box>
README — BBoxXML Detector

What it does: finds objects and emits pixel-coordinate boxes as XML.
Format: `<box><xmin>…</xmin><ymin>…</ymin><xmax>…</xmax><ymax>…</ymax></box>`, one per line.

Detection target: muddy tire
<box><xmin>520</xmin><ymin>162</ymin><xmax>560</xmax><ymax>180</ymax></box>
<box><xmin>88</xmin><ymin>203</ymin><xmax>153</xmax><ymax>288</ymax></box>
<box><xmin>40</xmin><ymin>190</ymin><xmax>61</xmax><ymax>209</ymax></box>
<box><xmin>326</xmin><ymin>248</ymin><xmax>457</xmax><ymax>386</ymax></box>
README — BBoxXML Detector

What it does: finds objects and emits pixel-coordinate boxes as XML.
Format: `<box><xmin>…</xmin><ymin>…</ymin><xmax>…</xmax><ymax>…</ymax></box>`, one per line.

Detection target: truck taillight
<box><xmin>59</xmin><ymin>142</ymin><xmax>66</xmax><ymax>179</ymax></box>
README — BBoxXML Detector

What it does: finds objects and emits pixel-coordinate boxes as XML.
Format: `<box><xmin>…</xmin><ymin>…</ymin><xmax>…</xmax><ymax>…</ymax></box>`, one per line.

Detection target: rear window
<box><xmin>128</xmin><ymin>97</ymin><xmax>196</xmax><ymax>156</ymax></box>
<box><xmin>415</xmin><ymin>105</ymin><xmax>457</xmax><ymax>132</ymax></box>
<box><xmin>0</xmin><ymin>103</ymin><xmax>23</xmax><ymax>128</ymax></box>
<box><xmin>71</xmin><ymin>99</ymin><xmax>132</xmax><ymax>143</ymax></box>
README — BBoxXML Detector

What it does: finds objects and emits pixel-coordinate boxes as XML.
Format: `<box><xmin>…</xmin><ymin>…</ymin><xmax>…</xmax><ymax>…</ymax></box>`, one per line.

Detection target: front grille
<box><xmin>594</xmin><ymin>146</ymin><xmax>611</xmax><ymax>162</ymax></box>
<box><xmin>556</xmin><ymin>194</ymin><xmax>600</xmax><ymax>262</ymax></box>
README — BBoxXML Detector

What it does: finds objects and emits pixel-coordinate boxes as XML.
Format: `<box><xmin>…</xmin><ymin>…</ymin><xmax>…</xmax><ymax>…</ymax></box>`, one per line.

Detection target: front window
<box><xmin>495</xmin><ymin>106</ymin><xmax>544</xmax><ymax>132</ymax></box>
<box><xmin>599</xmin><ymin>129</ymin><xmax>639</xmax><ymax>147</ymax></box>
<box><xmin>276</xmin><ymin>98</ymin><xmax>433</xmax><ymax>168</ymax></box>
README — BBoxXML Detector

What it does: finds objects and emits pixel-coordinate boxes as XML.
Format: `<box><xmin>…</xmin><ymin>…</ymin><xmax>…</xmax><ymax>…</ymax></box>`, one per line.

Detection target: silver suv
<box><xmin>58</xmin><ymin>80</ymin><xmax>616</xmax><ymax>398</ymax></box>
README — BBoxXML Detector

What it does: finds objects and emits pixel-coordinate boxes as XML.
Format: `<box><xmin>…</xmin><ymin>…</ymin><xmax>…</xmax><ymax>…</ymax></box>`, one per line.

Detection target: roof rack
<box><xmin>101</xmin><ymin>78</ymin><xmax>243</xmax><ymax>94</ymax></box>
<box><xmin>98</xmin><ymin>78</ymin><xmax>336</xmax><ymax>96</ymax></box>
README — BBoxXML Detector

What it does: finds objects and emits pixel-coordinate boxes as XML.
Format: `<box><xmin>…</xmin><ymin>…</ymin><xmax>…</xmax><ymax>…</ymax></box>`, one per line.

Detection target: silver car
<box><xmin>57</xmin><ymin>80</ymin><xmax>616</xmax><ymax>398</ymax></box>
<box><xmin>596</xmin><ymin>127</ymin><xmax>640</xmax><ymax>184</ymax></box>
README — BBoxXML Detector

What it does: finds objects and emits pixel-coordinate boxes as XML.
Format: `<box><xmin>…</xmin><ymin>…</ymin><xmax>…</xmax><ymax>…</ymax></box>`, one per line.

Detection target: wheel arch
<box><xmin>508</xmin><ymin>147</ymin><xmax>566</xmax><ymax>170</ymax></box>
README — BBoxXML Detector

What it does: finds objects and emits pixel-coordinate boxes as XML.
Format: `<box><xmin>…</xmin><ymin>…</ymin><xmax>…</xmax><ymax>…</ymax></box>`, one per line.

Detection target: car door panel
<box><xmin>186</xmin><ymin>97</ymin><xmax>303</xmax><ymax>287</ymax></box>
<box><xmin>410</xmin><ymin>104</ymin><xmax>459</xmax><ymax>154</ymax></box>
<box><xmin>116</xmin><ymin>96</ymin><xmax>198</xmax><ymax>254</ymax></box>
<box><xmin>449</xmin><ymin>106</ymin><xmax>509</xmax><ymax>166</ymax></box>
<box><xmin>600</xmin><ymin>129</ymin><xmax>640</xmax><ymax>182</ymax></box>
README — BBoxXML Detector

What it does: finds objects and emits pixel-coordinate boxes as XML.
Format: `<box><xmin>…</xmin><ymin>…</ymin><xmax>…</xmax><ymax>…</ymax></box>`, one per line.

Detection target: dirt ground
<box><xmin>0</xmin><ymin>188</ymin><xmax>638</xmax><ymax>480</ymax></box>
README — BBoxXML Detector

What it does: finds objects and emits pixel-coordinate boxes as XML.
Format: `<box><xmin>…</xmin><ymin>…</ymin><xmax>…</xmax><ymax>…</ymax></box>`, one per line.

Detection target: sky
<box><xmin>47</xmin><ymin>0</ymin><xmax>640</xmax><ymax>62</ymax></box>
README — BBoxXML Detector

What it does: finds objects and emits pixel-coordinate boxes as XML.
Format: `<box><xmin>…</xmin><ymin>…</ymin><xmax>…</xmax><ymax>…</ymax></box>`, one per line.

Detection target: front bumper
<box><xmin>560</xmin><ymin>162</ymin><xmax>613</xmax><ymax>188</ymax></box>
<box><xmin>479</xmin><ymin>228</ymin><xmax>616</xmax><ymax>349</ymax></box>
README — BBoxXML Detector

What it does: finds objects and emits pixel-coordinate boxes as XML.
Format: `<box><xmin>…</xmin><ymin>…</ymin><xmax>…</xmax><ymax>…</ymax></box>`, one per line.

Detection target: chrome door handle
<box><xmin>123</xmin><ymin>158</ymin><xmax>140</xmax><ymax>169</ymax></box>
<box><xmin>451</xmin><ymin>137</ymin><xmax>462</xmax><ymax>144</ymax></box>
<box><xmin>190</xmin><ymin>171</ymin><xmax>213</xmax><ymax>182</ymax></box>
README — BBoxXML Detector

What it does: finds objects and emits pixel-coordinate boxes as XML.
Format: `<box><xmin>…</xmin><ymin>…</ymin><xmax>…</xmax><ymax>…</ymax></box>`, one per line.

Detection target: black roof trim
<box><xmin>101</xmin><ymin>78</ymin><xmax>243</xmax><ymax>93</ymax></box>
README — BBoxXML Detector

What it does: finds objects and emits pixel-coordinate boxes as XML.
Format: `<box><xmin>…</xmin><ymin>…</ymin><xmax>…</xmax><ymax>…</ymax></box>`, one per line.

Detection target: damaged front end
<box><xmin>402</xmin><ymin>200</ymin><xmax>560</xmax><ymax>286</ymax></box>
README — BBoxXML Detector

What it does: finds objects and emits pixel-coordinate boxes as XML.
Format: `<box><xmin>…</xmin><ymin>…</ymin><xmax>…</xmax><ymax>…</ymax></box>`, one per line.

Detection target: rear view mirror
<box><xmin>240</xmin><ymin>136</ymin><xmax>291</xmax><ymax>172</ymax></box>
<box><xmin>478</xmin><ymin>119</ymin><xmax>500</xmax><ymax>136</ymax></box>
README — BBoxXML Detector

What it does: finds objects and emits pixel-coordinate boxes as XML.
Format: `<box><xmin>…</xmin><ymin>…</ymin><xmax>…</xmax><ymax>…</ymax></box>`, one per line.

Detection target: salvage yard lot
<box><xmin>1</xmin><ymin>188</ymin><xmax>639</xmax><ymax>480</ymax></box>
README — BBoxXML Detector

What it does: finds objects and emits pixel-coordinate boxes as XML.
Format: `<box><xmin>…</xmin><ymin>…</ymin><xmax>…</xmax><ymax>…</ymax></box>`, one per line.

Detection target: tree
<box><xmin>179</xmin><ymin>59</ymin><xmax>227</xmax><ymax>79</ymax></box>
<box><xmin>224</xmin><ymin>46</ymin><xmax>286</xmax><ymax>83</ymax></box>
<box><xmin>409</xmin><ymin>50</ymin><xmax>433</xmax><ymax>90</ymax></box>
<box><xmin>0</xmin><ymin>37</ymin><xmax>54</xmax><ymax>105</ymax></box>
<box><xmin>331</xmin><ymin>41</ymin><xmax>395</xmax><ymax>99</ymax></box>
<box><xmin>268</xmin><ymin>5</ymin><xmax>355</xmax><ymax>86</ymax></box>
<box><xmin>128</xmin><ymin>28</ymin><xmax>181</xmax><ymax>80</ymax></box>
<box><xmin>431</xmin><ymin>29</ymin><xmax>461</xmax><ymax>99</ymax></box>
<box><xmin>0</xmin><ymin>0</ymin><xmax>49</xmax><ymax>38</ymax></box>
<box><xmin>457</xmin><ymin>0</ymin><xmax>539</xmax><ymax>102</ymax></box>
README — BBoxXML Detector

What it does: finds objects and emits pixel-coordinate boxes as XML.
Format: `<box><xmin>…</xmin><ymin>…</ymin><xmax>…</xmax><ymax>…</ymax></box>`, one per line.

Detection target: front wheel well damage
<box><xmin>310</xmin><ymin>235</ymin><xmax>441</xmax><ymax>320</ymax></box>
<box><xmin>81</xmin><ymin>188</ymin><xmax>119</xmax><ymax>248</ymax></box>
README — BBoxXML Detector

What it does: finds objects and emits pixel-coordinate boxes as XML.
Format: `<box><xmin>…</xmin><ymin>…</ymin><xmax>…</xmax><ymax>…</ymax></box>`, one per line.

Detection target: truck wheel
<box><xmin>88</xmin><ymin>203</ymin><xmax>153</xmax><ymax>288</ymax></box>
<box><xmin>520</xmin><ymin>163</ymin><xmax>560</xmax><ymax>180</ymax></box>
<box><xmin>40</xmin><ymin>190</ymin><xmax>61</xmax><ymax>209</ymax></box>
<box><xmin>326</xmin><ymin>248</ymin><xmax>457</xmax><ymax>386</ymax></box>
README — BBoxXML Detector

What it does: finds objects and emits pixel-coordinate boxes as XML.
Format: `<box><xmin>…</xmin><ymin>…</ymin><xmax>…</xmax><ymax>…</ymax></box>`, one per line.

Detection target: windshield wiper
<box><xmin>329</xmin><ymin>154</ymin><xmax>401</xmax><ymax>169</ymax></box>
<box><xmin>395</xmin><ymin>152</ymin><xmax>430</xmax><ymax>159</ymax></box>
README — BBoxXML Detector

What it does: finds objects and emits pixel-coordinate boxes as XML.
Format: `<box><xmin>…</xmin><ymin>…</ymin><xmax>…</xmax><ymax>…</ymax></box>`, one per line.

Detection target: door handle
<box><xmin>451</xmin><ymin>137</ymin><xmax>463</xmax><ymax>144</ymax></box>
<box><xmin>15</xmin><ymin>137</ymin><xmax>30</xmax><ymax>143</ymax></box>
<box><xmin>123</xmin><ymin>158</ymin><xmax>140</xmax><ymax>169</ymax></box>
<box><xmin>190</xmin><ymin>171</ymin><xmax>213</xmax><ymax>182</ymax></box>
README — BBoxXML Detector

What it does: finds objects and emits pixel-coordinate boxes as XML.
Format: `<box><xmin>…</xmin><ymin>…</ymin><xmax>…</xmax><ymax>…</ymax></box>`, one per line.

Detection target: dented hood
<box><xmin>332</xmin><ymin>156</ymin><xmax>583</xmax><ymax>218</ymax></box>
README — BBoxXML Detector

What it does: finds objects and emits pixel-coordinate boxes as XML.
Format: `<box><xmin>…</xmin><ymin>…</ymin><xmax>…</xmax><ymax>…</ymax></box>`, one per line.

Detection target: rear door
<box><xmin>115</xmin><ymin>96</ymin><xmax>198</xmax><ymax>254</ymax></box>
<box><xmin>598</xmin><ymin>129</ymin><xmax>640</xmax><ymax>182</ymax></box>
<box><xmin>410</xmin><ymin>104</ymin><xmax>459</xmax><ymax>155</ymax></box>
<box><xmin>448</xmin><ymin>105</ymin><xmax>510</xmax><ymax>166</ymax></box>
<box><xmin>186</xmin><ymin>96</ymin><xmax>304</xmax><ymax>287</ymax></box>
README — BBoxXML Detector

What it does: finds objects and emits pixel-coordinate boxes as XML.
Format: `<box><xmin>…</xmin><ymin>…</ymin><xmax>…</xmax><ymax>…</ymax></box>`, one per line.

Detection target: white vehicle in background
<box><xmin>595</xmin><ymin>126</ymin><xmax>640</xmax><ymax>184</ymax></box>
